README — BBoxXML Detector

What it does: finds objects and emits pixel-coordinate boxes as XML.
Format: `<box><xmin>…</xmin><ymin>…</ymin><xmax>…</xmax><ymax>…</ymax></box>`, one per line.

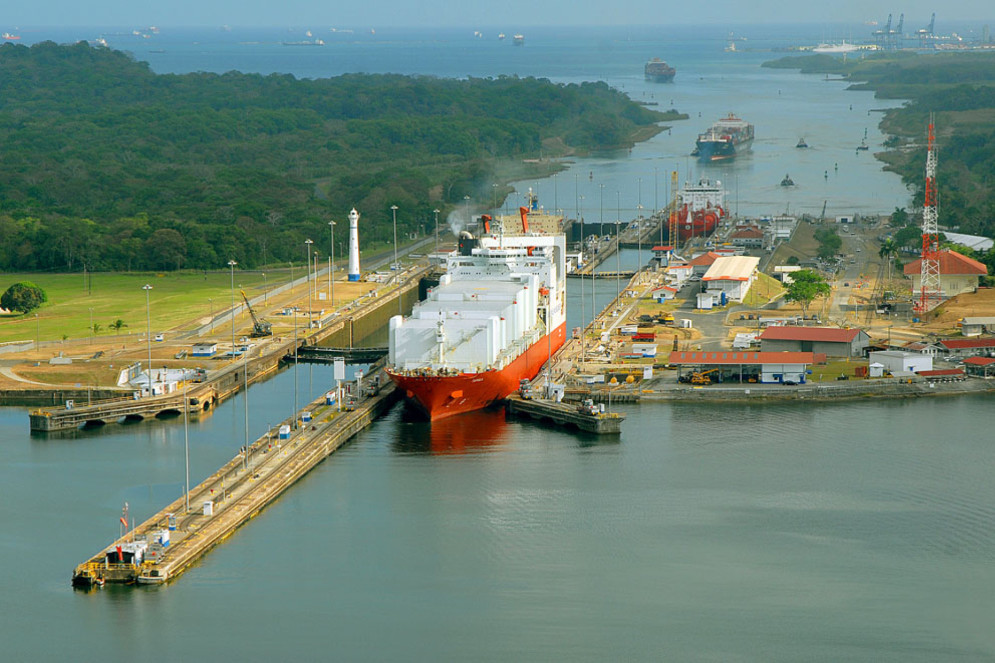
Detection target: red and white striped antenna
<box><xmin>916</xmin><ymin>115</ymin><xmax>942</xmax><ymax>313</ymax></box>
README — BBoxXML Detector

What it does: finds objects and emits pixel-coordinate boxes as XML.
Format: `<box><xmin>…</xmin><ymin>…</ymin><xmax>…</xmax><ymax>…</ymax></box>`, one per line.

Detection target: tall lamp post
<box><xmin>637</xmin><ymin>204</ymin><xmax>644</xmax><ymax>272</ymax></box>
<box><xmin>88</xmin><ymin>307</ymin><xmax>93</xmax><ymax>345</ymax></box>
<box><xmin>262</xmin><ymin>272</ymin><xmax>267</xmax><ymax>304</ymax></box>
<box><xmin>208</xmin><ymin>298</ymin><xmax>214</xmax><ymax>332</ymax></box>
<box><xmin>599</xmin><ymin>184</ymin><xmax>605</xmax><ymax>236</ymax></box>
<box><xmin>579</xmin><ymin>195</ymin><xmax>585</xmax><ymax>368</ymax></box>
<box><xmin>433</xmin><ymin>209</ymin><xmax>440</xmax><ymax>254</ymax></box>
<box><xmin>227</xmin><ymin>260</ymin><xmax>237</xmax><ymax>362</ymax></box>
<box><xmin>142</xmin><ymin>285</ymin><xmax>153</xmax><ymax>396</ymax></box>
<box><xmin>390</xmin><ymin>205</ymin><xmax>400</xmax><ymax>316</ymax></box>
<box><xmin>328</xmin><ymin>220</ymin><xmax>336</xmax><ymax>309</ymax></box>
<box><xmin>304</xmin><ymin>239</ymin><xmax>313</xmax><ymax>330</ymax></box>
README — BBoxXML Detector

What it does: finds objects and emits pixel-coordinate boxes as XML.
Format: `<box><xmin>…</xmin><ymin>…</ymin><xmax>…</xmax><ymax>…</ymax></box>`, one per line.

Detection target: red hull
<box><xmin>388</xmin><ymin>323</ymin><xmax>567</xmax><ymax>421</ymax></box>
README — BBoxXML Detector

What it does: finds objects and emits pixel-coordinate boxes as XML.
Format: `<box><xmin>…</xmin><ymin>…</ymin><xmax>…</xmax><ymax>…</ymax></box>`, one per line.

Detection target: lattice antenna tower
<box><xmin>668</xmin><ymin>170</ymin><xmax>679</xmax><ymax>254</ymax></box>
<box><xmin>917</xmin><ymin>115</ymin><xmax>942</xmax><ymax>313</ymax></box>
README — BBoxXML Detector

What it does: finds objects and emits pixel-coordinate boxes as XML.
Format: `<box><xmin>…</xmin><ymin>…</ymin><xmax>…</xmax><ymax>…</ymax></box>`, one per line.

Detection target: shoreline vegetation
<box><xmin>763</xmin><ymin>51</ymin><xmax>995</xmax><ymax>246</ymax></box>
<box><xmin>0</xmin><ymin>41</ymin><xmax>680</xmax><ymax>275</ymax></box>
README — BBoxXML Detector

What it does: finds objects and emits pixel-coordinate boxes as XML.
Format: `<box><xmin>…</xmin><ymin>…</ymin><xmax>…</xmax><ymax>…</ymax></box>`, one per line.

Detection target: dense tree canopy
<box><xmin>783</xmin><ymin>269</ymin><xmax>831</xmax><ymax>317</ymax></box>
<box><xmin>0</xmin><ymin>41</ymin><xmax>671</xmax><ymax>272</ymax></box>
<box><xmin>1</xmin><ymin>281</ymin><xmax>47</xmax><ymax>313</ymax></box>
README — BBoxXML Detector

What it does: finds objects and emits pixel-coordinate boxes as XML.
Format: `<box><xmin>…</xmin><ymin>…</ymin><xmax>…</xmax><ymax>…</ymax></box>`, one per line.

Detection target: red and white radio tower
<box><xmin>916</xmin><ymin>116</ymin><xmax>942</xmax><ymax>313</ymax></box>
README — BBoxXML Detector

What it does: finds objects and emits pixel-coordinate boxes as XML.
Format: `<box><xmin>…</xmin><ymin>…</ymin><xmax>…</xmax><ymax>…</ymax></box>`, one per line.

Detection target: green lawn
<box><xmin>0</xmin><ymin>270</ymin><xmax>271</xmax><ymax>344</ymax></box>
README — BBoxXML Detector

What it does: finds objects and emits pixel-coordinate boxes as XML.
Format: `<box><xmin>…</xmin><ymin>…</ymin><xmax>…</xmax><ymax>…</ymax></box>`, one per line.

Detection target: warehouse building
<box><xmin>701</xmin><ymin>255</ymin><xmax>760</xmax><ymax>303</ymax></box>
<box><xmin>868</xmin><ymin>350</ymin><xmax>933</xmax><ymax>376</ymax></box>
<box><xmin>668</xmin><ymin>350</ymin><xmax>819</xmax><ymax>385</ymax></box>
<box><xmin>759</xmin><ymin>326</ymin><xmax>870</xmax><ymax>358</ymax></box>
<box><xmin>939</xmin><ymin>338</ymin><xmax>995</xmax><ymax>358</ymax></box>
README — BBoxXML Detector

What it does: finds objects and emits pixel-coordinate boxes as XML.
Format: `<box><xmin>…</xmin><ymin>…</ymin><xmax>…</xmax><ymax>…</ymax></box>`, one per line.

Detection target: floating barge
<box><xmin>505</xmin><ymin>394</ymin><xmax>624</xmax><ymax>434</ymax></box>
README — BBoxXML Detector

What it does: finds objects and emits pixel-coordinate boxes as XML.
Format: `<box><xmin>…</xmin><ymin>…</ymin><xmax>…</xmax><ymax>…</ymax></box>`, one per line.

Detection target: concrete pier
<box><xmin>71</xmin><ymin>370</ymin><xmax>398</xmax><ymax>587</ymax></box>
<box><xmin>505</xmin><ymin>394</ymin><xmax>623</xmax><ymax>434</ymax></box>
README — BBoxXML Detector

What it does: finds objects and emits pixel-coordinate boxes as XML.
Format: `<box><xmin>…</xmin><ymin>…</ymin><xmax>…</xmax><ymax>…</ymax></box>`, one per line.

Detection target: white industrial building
<box><xmin>868</xmin><ymin>351</ymin><xmax>933</xmax><ymax>376</ymax></box>
<box><xmin>702</xmin><ymin>255</ymin><xmax>760</xmax><ymax>303</ymax></box>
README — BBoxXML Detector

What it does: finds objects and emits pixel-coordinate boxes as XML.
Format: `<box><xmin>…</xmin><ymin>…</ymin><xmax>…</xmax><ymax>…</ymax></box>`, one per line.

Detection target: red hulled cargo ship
<box><xmin>386</xmin><ymin>208</ymin><xmax>566</xmax><ymax>420</ymax></box>
<box><xmin>673</xmin><ymin>177</ymin><xmax>727</xmax><ymax>241</ymax></box>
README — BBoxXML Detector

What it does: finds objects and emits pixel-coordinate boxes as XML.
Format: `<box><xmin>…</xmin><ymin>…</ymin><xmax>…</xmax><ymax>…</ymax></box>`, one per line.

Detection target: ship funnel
<box><xmin>458</xmin><ymin>231</ymin><xmax>478</xmax><ymax>256</ymax></box>
<box><xmin>518</xmin><ymin>206</ymin><xmax>530</xmax><ymax>233</ymax></box>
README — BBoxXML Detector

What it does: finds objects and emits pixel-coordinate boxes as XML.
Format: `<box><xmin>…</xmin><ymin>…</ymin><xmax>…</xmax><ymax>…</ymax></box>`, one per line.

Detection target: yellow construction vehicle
<box><xmin>690</xmin><ymin>368</ymin><xmax>719</xmax><ymax>385</ymax></box>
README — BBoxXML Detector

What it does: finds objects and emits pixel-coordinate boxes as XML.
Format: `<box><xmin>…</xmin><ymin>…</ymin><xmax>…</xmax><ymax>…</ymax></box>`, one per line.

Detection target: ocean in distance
<box><xmin>3</xmin><ymin>24</ymin><xmax>995</xmax><ymax>661</ymax></box>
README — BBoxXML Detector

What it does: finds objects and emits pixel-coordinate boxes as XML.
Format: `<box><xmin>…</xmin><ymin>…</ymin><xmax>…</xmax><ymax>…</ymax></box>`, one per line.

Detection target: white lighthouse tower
<box><xmin>347</xmin><ymin>208</ymin><xmax>361</xmax><ymax>282</ymax></box>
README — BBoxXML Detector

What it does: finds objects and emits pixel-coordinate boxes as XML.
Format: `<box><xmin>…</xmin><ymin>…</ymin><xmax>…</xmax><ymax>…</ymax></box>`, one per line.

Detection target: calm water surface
<box><xmin>4</xmin><ymin>25</ymin><xmax>994</xmax><ymax>661</ymax></box>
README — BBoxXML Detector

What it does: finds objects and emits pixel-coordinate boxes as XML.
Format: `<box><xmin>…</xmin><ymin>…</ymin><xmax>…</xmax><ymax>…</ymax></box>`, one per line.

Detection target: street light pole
<box><xmin>208</xmin><ymin>298</ymin><xmax>214</xmax><ymax>332</ymax></box>
<box><xmin>142</xmin><ymin>284</ymin><xmax>152</xmax><ymax>396</ymax></box>
<box><xmin>328</xmin><ymin>220</ymin><xmax>335</xmax><ymax>308</ymax></box>
<box><xmin>599</xmin><ymin>183</ymin><xmax>605</xmax><ymax>236</ymax></box>
<box><xmin>183</xmin><ymin>377</ymin><xmax>190</xmax><ymax>513</ymax></box>
<box><xmin>304</xmin><ymin>239</ymin><xmax>313</xmax><ymax>330</ymax></box>
<box><xmin>228</xmin><ymin>260</ymin><xmax>237</xmax><ymax>362</ymax></box>
<box><xmin>433</xmin><ymin>209</ymin><xmax>440</xmax><ymax>254</ymax></box>
<box><xmin>262</xmin><ymin>272</ymin><xmax>267</xmax><ymax>304</ymax></box>
<box><xmin>88</xmin><ymin>307</ymin><xmax>93</xmax><ymax>344</ymax></box>
<box><xmin>390</xmin><ymin>205</ymin><xmax>400</xmax><ymax>316</ymax></box>
<box><xmin>35</xmin><ymin>313</ymin><xmax>40</xmax><ymax>349</ymax></box>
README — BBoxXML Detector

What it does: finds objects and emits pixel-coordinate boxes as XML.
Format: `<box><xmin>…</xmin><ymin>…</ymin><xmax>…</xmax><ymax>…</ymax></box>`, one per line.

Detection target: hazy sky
<box><xmin>5</xmin><ymin>1</ymin><xmax>993</xmax><ymax>29</ymax></box>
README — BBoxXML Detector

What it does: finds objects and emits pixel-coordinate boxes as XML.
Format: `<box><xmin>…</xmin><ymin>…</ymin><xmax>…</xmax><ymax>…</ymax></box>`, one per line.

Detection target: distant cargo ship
<box><xmin>2</xmin><ymin>32</ymin><xmax>21</xmax><ymax>40</ymax></box>
<box><xmin>673</xmin><ymin>178</ymin><xmax>727</xmax><ymax>241</ymax></box>
<box><xmin>813</xmin><ymin>41</ymin><xmax>860</xmax><ymax>53</ymax></box>
<box><xmin>691</xmin><ymin>113</ymin><xmax>754</xmax><ymax>161</ymax></box>
<box><xmin>644</xmin><ymin>58</ymin><xmax>676</xmax><ymax>82</ymax></box>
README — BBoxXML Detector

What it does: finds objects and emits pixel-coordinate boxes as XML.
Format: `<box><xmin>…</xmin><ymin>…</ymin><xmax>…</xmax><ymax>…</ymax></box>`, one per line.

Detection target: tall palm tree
<box><xmin>878</xmin><ymin>238</ymin><xmax>898</xmax><ymax>281</ymax></box>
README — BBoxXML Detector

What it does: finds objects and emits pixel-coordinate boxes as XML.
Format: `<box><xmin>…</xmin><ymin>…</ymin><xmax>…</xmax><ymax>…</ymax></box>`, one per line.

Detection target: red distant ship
<box><xmin>673</xmin><ymin>177</ymin><xmax>727</xmax><ymax>241</ymax></box>
<box><xmin>3</xmin><ymin>33</ymin><xmax>22</xmax><ymax>41</ymax></box>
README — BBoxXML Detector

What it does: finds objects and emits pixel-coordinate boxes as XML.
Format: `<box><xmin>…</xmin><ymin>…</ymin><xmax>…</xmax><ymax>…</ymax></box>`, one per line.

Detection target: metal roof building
<box><xmin>702</xmin><ymin>256</ymin><xmax>760</xmax><ymax>303</ymax></box>
<box><xmin>668</xmin><ymin>350</ymin><xmax>818</xmax><ymax>384</ymax></box>
<box><xmin>759</xmin><ymin>326</ymin><xmax>870</xmax><ymax>357</ymax></box>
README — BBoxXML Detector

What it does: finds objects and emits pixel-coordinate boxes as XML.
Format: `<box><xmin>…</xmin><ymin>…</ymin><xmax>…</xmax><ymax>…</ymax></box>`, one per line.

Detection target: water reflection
<box><xmin>394</xmin><ymin>405</ymin><xmax>509</xmax><ymax>455</ymax></box>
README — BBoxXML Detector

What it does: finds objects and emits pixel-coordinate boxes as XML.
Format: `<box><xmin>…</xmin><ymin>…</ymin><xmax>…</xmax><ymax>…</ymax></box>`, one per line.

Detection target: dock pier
<box><xmin>505</xmin><ymin>394</ymin><xmax>623</xmax><ymax>434</ymax></box>
<box><xmin>71</xmin><ymin>368</ymin><xmax>398</xmax><ymax>588</ymax></box>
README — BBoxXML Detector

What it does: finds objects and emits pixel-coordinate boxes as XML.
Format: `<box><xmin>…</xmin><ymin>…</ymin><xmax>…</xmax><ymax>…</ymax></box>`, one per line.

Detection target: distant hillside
<box><xmin>0</xmin><ymin>41</ymin><xmax>673</xmax><ymax>271</ymax></box>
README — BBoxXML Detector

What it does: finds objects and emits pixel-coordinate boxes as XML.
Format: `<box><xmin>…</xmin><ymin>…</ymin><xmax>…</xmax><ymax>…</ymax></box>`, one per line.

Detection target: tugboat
<box><xmin>856</xmin><ymin>128</ymin><xmax>869</xmax><ymax>151</ymax></box>
<box><xmin>780</xmin><ymin>174</ymin><xmax>795</xmax><ymax>187</ymax></box>
<box><xmin>796</xmin><ymin>137</ymin><xmax>808</xmax><ymax>148</ymax></box>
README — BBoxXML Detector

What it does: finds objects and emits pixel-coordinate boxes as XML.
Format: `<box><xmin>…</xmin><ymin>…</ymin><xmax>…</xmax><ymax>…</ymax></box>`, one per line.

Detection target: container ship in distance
<box><xmin>387</xmin><ymin>208</ymin><xmax>566</xmax><ymax>420</ymax></box>
<box><xmin>644</xmin><ymin>58</ymin><xmax>676</xmax><ymax>82</ymax></box>
<box><xmin>691</xmin><ymin>113</ymin><xmax>754</xmax><ymax>161</ymax></box>
<box><xmin>673</xmin><ymin>178</ymin><xmax>727</xmax><ymax>240</ymax></box>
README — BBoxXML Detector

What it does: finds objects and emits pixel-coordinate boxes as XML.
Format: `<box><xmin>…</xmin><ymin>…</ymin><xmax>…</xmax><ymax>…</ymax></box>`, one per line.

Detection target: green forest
<box><xmin>764</xmin><ymin>51</ymin><xmax>995</xmax><ymax>240</ymax></box>
<box><xmin>0</xmin><ymin>41</ymin><xmax>673</xmax><ymax>272</ymax></box>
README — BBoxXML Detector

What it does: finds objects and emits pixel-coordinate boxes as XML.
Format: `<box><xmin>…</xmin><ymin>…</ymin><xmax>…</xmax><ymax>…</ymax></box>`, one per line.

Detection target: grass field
<box><xmin>0</xmin><ymin>270</ymin><xmax>271</xmax><ymax>344</ymax></box>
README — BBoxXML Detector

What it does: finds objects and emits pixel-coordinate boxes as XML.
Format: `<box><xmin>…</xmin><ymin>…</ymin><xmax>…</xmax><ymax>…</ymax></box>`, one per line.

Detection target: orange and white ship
<box><xmin>387</xmin><ymin>208</ymin><xmax>566</xmax><ymax>420</ymax></box>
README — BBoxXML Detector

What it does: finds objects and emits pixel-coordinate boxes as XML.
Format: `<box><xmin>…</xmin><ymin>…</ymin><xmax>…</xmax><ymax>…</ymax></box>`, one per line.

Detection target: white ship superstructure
<box><xmin>389</xmin><ymin>231</ymin><xmax>565</xmax><ymax>374</ymax></box>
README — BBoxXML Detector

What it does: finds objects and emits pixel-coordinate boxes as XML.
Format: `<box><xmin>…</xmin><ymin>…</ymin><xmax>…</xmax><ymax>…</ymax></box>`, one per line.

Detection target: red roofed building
<box><xmin>759</xmin><ymin>325</ymin><xmax>870</xmax><ymax>357</ymax></box>
<box><xmin>904</xmin><ymin>249</ymin><xmax>988</xmax><ymax>299</ymax></box>
<box><xmin>687</xmin><ymin>251</ymin><xmax>722</xmax><ymax>275</ymax></box>
<box><xmin>939</xmin><ymin>338</ymin><xmax>995</xmax><ymax>357</ymax></box>
<box><xmin>963</xmin><ymin>356</ymin><xmax>995</xmax><ymax>377</ymax></box>
<box><xmin>668</xmin><ymin>350</ymin><xmax>820</xmax><ymax>384</ymax></box>
<box><xmin>729</xmin><ymin>225</ymin><xmax>765</xmax><ymax>248</ymax></box>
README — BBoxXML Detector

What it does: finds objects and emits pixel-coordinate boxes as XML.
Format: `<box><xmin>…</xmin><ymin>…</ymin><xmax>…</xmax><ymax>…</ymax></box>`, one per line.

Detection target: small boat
<box><xmin>2</xmin><ymin>32</ymin><xmax>21</xmax><ymax>40</ymax></box>
<box><xmin>796</xmin><ymin>137</ymin><xmax>808</xmax><ymax>148</ymax></box>
<box><xmin>513</xmin><ymin>34</ymin><xmax>524</xmax><ymax>45</ymax></box>
<box><xmin>856</xmin><ymin>128</ymin><xmax>869</xmax><ymax>151</ymax></box>
<box><xmin>780</xmin><ymin>174</ymin><xmax>795</xmax><ymax>187</ymax></box>
<box><xmin>498</xmin><ymin>33</ymin><xmax>506</xmax><ymax>40</ymax></box>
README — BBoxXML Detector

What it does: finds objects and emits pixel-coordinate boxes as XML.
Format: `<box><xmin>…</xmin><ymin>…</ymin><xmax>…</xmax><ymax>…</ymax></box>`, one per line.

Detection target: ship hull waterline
<box><xmin>388</xmin><ymin>322</ymin><xmax>567</xmax><ymax>421</ymax></box>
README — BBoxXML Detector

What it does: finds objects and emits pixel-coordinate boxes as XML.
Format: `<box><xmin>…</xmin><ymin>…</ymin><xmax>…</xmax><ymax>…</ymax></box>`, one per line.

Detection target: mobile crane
<box><xmin>240</xmin><ymin>290</ymin><xmax>272</xmax><ymax>337</ymax></box>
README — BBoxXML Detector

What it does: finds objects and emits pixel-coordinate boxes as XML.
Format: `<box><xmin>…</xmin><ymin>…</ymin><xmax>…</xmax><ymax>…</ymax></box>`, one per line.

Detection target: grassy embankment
<box><xmin>0</xmin><ymin>271</ymin><xmax>267</xmax><ymax>345</ymax></box>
